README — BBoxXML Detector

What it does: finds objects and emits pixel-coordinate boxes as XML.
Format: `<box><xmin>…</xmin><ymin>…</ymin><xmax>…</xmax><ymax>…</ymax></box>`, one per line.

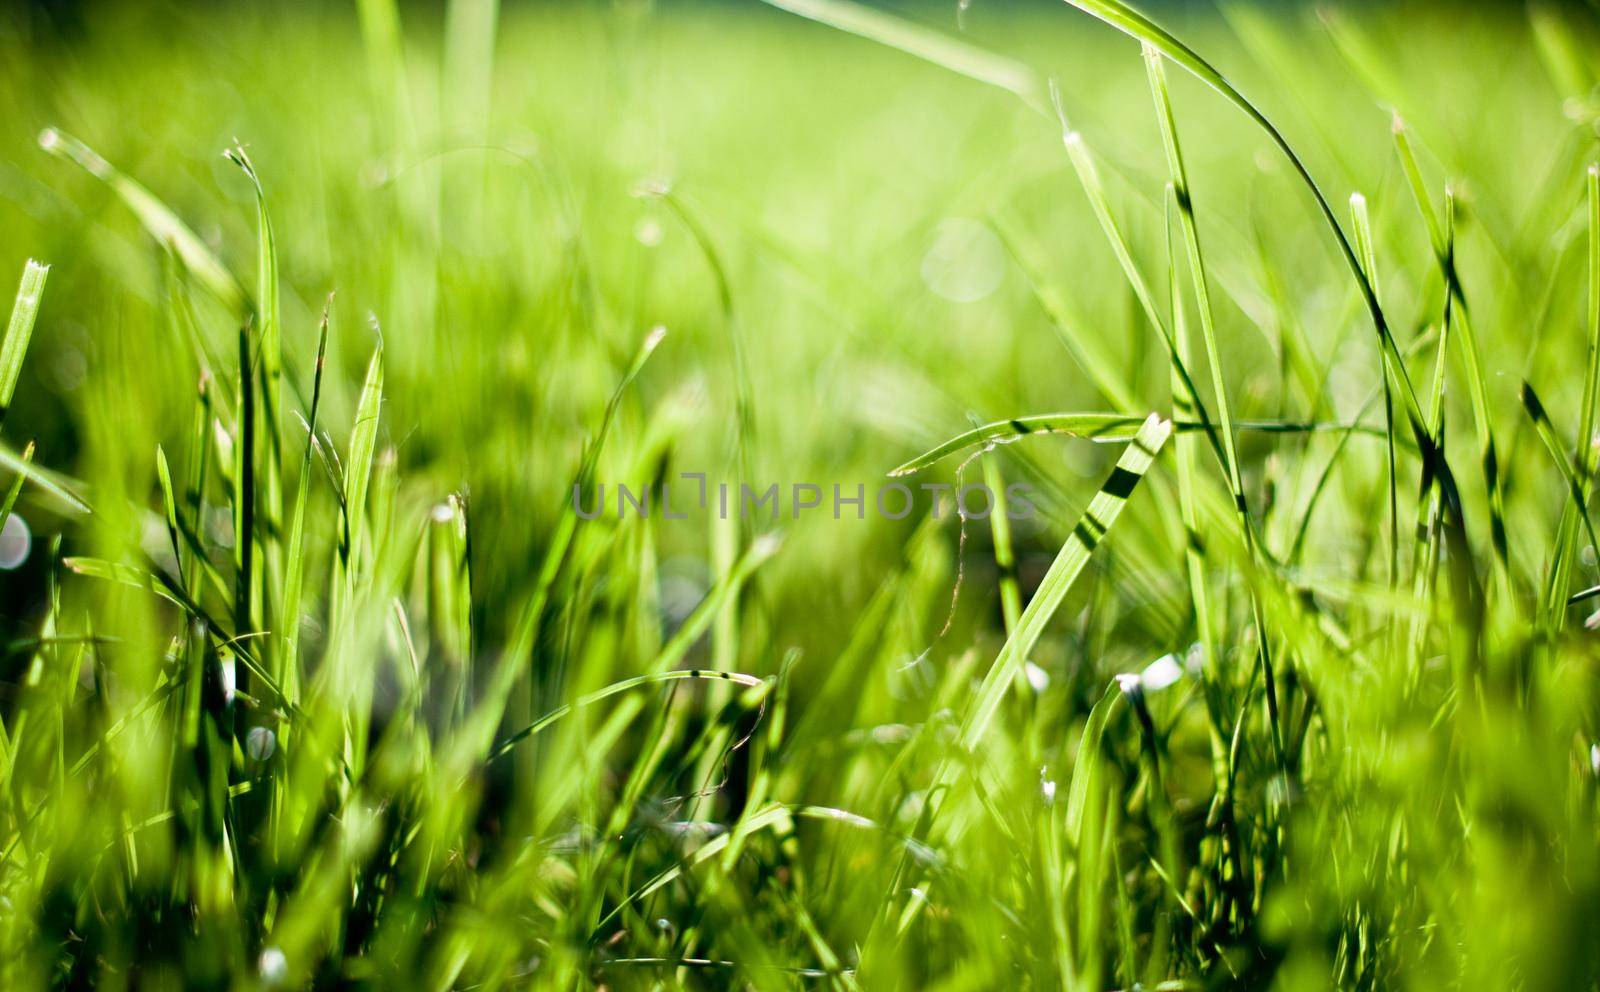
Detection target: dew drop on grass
<box><xmin>258</xmin><ymin>947</ymin><xmax>287</xmax><ymax>985</ymax></box>
<box><xmin>247</xmin><ymin>726</ymin><xmax>277</xmax><ymax>762</ymax></box>
<box><xmin>1140</xmin><ymin>653</ymin><xmax>1183</xmax><ymax>692</ymax></box>
<box><xmin>0</xmin><ymin>514</ymin><xmax>31</xmax><ymax>570</ymax></box>
<box><xmin>1024</xmin><ymin>661</ymin><xmax>1049</xmax><ymax>691</ymax></box>
<box><xmin>920</xmin><ymin>218</ymin><xmax>1005</xmax><ymax>303</ymax></box>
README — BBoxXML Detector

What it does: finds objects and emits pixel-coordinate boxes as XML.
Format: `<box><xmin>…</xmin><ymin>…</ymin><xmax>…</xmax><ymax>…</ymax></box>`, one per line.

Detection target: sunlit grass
<box><xmin>2</xmin><ymin>0</ymin><xmax>1600</xmax><ymax>988</ymax></box>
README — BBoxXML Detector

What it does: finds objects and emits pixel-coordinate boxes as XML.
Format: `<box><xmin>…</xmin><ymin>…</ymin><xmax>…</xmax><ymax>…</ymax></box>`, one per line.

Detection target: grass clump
<box><xmin>2</xmin><ymin>0</ymin><xmax>1600</xmax><ymax>988</ymax></box>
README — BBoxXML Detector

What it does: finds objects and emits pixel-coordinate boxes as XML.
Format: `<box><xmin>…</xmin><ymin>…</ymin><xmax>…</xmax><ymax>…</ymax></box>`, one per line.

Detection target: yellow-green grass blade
<box><xmin>1146</xmin><ymin>46</ymin><xmax>1286</xmax><ymax>770</ymax></box>
<box><xmin>1348</xmin><ymin>192</ymin><xmax>1399</xmax><ymax>590</ymax></box>
<box><xmin>0</xmin><ymin>439</ymin><xmax>89</xmax><ymax>516</ymax></box>
<box><xmin>1144</xmin><ymin>45</ymin><xmax>1248</xmax><ymax>516</ymax></box>
<box><xmin>1056</xmin><ymin>0</ymin><xmax>1402</xmax><ymax>395</ymax></box>
<box><xmin>1580</xmin><ymin>164</ymin><xmax>1600</xmax><ymax>485</ymax></box>
<box><xmin>957</xmin><ymin>414</ymin><xmax>1172</xmax><ymax>753</ymax></box>
<box><xmin>38</xmin><ymin>128</ymin><xmax>245</xmax><ymax>313</ymax></box>
<box><xmin>1163</xmin><ymin>194</ymin><xmax>1230</xmax><ymax>819</ymax></box>
<box><xmin>1060</xmin><ymin>1</ymin><xmax>1480</xmax><ymax>605</ymax></box>
<box><xmin>0</xmin><ymin>441</ymin><xmax>35</xmax><ymax>542</ymax></box>
<box><xmin>1549</xmin><ymin>166</ymin><xmax>1600</xmax><ymax>617</ymax></box>
<box><xmin>892</xmin><ymin>413</ymin><xmax>1381</xmax><ymax>477</ymax></box>
<box><xmin>1</xmin><ymin>260</ymin><xmax>48</xmax><ymax>429</ymax></box>
<box><xmin>1056</xmin><ymin>119</ymin><xmax>1225</xmax><ymax>472</ymax></box>
<box><xmin>757</xmin><ymin>0</ymin><xmax>1049</xmax><ymax>112</ymax></box>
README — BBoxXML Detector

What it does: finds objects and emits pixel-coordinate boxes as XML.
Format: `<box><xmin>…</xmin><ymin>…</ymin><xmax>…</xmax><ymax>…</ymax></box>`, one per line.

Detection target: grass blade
<box><xmin>756</xmin><ymin>0</ymin><xmax>1049</xmax><ymax>111</ymax></box>
<box><xmin>892</xmin><ymin>413</ymin><xmax>1379</xmax><ymax>477</ymax></box>
<box><xmin>957</xmin><ymin>414</ymin><xmax>1171</xmax><ymax>752</ymax></box>
<box><xmin>279</xmin><ymin>302</ymin><xmax>331</xmax><ymax>689</ymax></box>
<box><xmin>39</xmin><ymin>129</ymin><xmax>245</xmax><ymax>312</ymax></box>
<box><xmin>1</xmin><ymin>260</ymin><xmax>48</xmax><ymax>429</ymax></box>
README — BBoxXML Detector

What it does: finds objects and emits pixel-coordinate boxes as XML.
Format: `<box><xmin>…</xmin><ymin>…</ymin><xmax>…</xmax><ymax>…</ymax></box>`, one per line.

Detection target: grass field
<box><xmin>3</xmin><ymin>0</ymin><xmax>1600</xmax><ymax>987</ymax></box>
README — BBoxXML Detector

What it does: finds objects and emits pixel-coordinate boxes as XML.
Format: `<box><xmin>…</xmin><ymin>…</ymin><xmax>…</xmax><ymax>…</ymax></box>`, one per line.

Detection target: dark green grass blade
<box><xmin>279</xmin><ymin>302</ymin><xmax>331</xmax><ymax>689</ymax></box>
<box><xmin>1391</xmin><ymin>121</ymin><xmax>1509</xmax><ymax>581</ymax></box>
<box><xmin>341</xmin><ymin>324</ymin><xmax>385</xmax><ymax>576</ymax></box>
<box><xmin>1521</xmin><ymin>381</ymin><xmax>1600</xmax><ymax>589</ymax></box>
<box><xmin>1581</xmin><ymin>164</ymin><xmax>1600</xmax><ymax>485</ymax></box>
<box><xmin>224</xmin><ymin>145</ymin><xmax>286</xmax><ymax>617</ymax></box>
<box><xmin>1551</xmin><ymin>167</ymin><xmax>1600</xmax><ymax>616</ymax></box>
<box><xmin>1146</xmin><ymin>44</ymin><xmax>1286</xmax><ymax>771</ymax></box>
<box><xmin>233</xmin><ymin>322</ymin><xmax>257</xmax><ymax>638</ymax></box>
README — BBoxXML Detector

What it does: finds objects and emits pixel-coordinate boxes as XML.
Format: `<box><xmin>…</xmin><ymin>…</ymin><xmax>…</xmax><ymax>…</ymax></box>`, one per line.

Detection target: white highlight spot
<box><xmin>259</xmin><ymin>947</ymin><xmax>287</xmax><ymax>985</ymax></box>
<box><xmin>635</xmin><ymin>218</ymin><xmax>663</xmax><ymax>246</ymax></box>
<box><xmin>1024</xmin><ymin>661</ymin><xmax>1050</xmax><ymax>691</ymax></box>
<box><xmin>0</xmin><ymin>514</ymin><xmax>30</xmax><ymax>570</ymax></box>
<box><xmin>247</xmin><ymin>726</ymin><xmax>277</xmax><ymax>761</ymax></box>
<box><xmin>1140</xmin><ymin>653</ymin><xmax>1184</xmax><ymax>692</ymax></box>
<box><xmin>921</xmin><ymin>218</ymin><xmax>1005</xmax><ymax>303</ymax></box>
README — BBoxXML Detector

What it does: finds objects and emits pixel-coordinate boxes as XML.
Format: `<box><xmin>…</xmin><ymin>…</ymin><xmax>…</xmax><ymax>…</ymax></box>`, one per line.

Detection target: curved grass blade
<box><xmin>757</xmin><ymin>0</ymin><xmax>1049</xmax><ymax>112</ymax></box>
<box><xmin>38</xmin><ymin>129</ymin><xmax>246</xmax><ymax>313</ymax></box>
<box><xmin>1057</xmin><ymin>1</ymin><xmax>1399</xmax><ymax>382</ymax></box>
<box><xmin>487</xmin><ymin>669</ymin><xmax>765</xmax><ymax>763</ymax></box>
<box><xmin>1146</xmin><ymin>46</ymin><xmax>1286</xmax><ymax>770</ymax></box>
<box><xmin>1061</xmin><ymin>1</ymin><xmax>1481</xmax><ymax>610</ymax></box>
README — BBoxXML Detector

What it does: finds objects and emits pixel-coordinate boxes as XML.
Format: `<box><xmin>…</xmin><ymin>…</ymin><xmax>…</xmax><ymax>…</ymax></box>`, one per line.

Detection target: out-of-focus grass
<box><xmin>2</xmin><ymin>0</ymin><xmax>1600</xmax><ymax>988</ymax></box>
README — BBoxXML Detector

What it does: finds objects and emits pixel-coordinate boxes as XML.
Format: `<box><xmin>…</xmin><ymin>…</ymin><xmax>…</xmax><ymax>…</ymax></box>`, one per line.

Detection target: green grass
<box><xmin>3</xmin><ymin>0</ymin><xmax>1600</xmax><ymax>988</ymax></box>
